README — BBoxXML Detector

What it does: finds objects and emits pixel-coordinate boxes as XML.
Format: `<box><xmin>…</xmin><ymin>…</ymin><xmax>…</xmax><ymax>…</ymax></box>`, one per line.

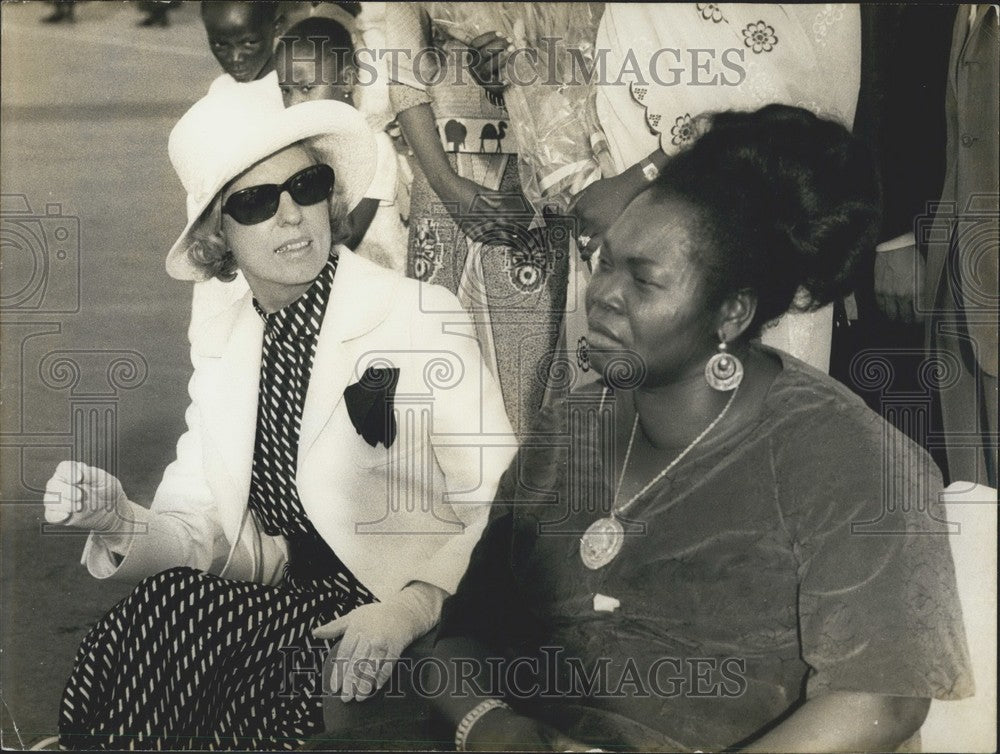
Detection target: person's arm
<box><xmin>429</xmin><ymin>506</ymin><xmax>591</xmax><ymax>752</ymax></box>
<box><xmin>314</xmin><ymin>579</ymin><xmax>448</xmax><ymax>702</ymax></box>
<box><xmin>395</xmin><ymin>102</ymin><xmax>531</xmax><ymax>242</ymax></box>
<box><xmin>773</xmin><ymin>412</ymin><xmax>973</xmax><ymax>751</ymax></box>
<box><xmin>570</xmin><ymin>148</ymin><xmax>669</xmax><ymax>256</ymax></box>
<box><xmin>394</xmin><ymin>103</ymin><xmax>481</xmax><ymax>215</ymax></box>
<box><xmin>873</xmin><ymin>232</ymin><xmax>924</xmax><ymax>322</ymax></box>
<box><xmin>384</xmin><ymin>3</ymin><xmax>467</xmax><ymax>209</ymax></box>
<box><xmin>742</xmin><ymin>692</ymin><xmax>929</xmax><ymax>752</ymax></box>
<box><xmin>434</xmin><ymin>637</ymin><xmax>591</xmax><ymax>752</ymax></box>
<box><xmin>56</xmin><ymin>366</ymin><xmax>228</xmax><ymax>582</ymax></box>
<box><xmin>345</xmin><ymin>197</ymin><xmax>380</xmax><ymax>250</ymax></box>
<box><xmin>313</xmin><ymin>282</ymin><xmax>515</xmax><ymax>702</ymax></box>
<box><xmin>71</xmin><ymin>327</ymin><xmax>285</xmax><ymax>584</ymax></box>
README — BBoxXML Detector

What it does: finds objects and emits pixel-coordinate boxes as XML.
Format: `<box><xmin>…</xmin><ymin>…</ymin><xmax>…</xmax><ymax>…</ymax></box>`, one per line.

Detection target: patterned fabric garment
<box><xmin>59</xmin><ymin>254</ymin><xmax>375</xmax><ymax>750</ymax></box>
<box><xmin>386</xmin><ymin>4</ymin><xmax>572</xmax><ymax>437</ymax></box>
<box><xmin>250</xmin><ymin>256</ymin><xmax>334</xmax><ymax>536</ymax></box>
<box><xmin>567</xmin><ymin>3</ymin><xmax>863</xmax><ymax>375</ymax></box>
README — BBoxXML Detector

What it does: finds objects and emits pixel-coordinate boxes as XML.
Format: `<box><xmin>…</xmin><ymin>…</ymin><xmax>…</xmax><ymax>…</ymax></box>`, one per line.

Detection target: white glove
<box><xmin>313</xmin><ymin>582</ymin><xmax>445</xmax><ymax>702</ymax></box>
<box><xmin>43</xmin><ymin>460</ymin><xmax>132</xmax><ymax>534</ymax></box>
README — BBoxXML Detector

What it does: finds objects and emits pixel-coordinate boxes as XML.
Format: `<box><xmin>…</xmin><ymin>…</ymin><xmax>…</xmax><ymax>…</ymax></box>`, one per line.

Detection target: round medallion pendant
<box><xmin>579</xmin><ymin>516</ymin><xmax>625</xmax><ymax>570</ymax></box>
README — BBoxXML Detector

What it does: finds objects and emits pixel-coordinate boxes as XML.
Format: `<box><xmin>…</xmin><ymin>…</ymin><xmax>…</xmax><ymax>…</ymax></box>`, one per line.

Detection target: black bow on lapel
<box><xmin>343</xmin><ymin>367</ymin><xmax>399</xmax><ymax>448</ymax></box>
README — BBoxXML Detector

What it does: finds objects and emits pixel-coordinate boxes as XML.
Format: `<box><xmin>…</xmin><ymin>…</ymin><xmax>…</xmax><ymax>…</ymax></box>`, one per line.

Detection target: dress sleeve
<box><xmin>403</xmin><ymin>283</ymin><xmax>516</xmax><ymax>596</ymax></box>
<box><xmin>435</xmin><ymin>464</ymin><xmax>521</xmax><ymax>651</ymax></box>
<box><xmin>774</xmin><ymin>405</ymin><xmax>974</xmax><ymax>701</ymax></box>
<box><xmin>385</xmin><ymin>2</ymin><xmax>434</xmax><ymax>112</ymax></box>
<box><xmin>81</xmin><ymin>363</ymin><xmax>230</xmax><ymax>581</ymax></box>
<box><xmin>364</xmin><ymin>132</ymin><xmax>398</xmax><ymax>204</ymax></box>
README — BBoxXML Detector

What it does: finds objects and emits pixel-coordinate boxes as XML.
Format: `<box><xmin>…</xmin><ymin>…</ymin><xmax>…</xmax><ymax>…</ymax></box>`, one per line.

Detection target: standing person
<box><xmin>571</xmin><ymin>3</ymin><xmax>862</xmax><ymax>373</ymax></box>
<box><xmin>830</xmin><ymin>4</ymin><xmax>956</xmax><ymax>464</ymax></box>
<box><xmin>40</xmin><ymin>0</ymin><xmax>75</xmax><ymax>24</ymax></box>
<box><xmin>384</xmin><ymin>2</ymin><xmax>571</xmax><ymax>436</ymax></box>
<box><xmin>137</xmin><ymin>1</ymin><xmax>180</xmax><ymax>28</ymax></box>
<box><xmin>924</xmin><ymin>4</ymin><xmax>998</xmax><ymax>487</ymax></box>
<box><xmin>44</xmin><ymin>84</ymin><xmax>514</xmax><ymax>750</ymax></box>
<box><xmin>201</xmin><ymin>1</ymin><xmax>283</xmax><ymax>85</ymax></box>
<box><xmin>875</xmin><ymin>4</ymin><xmax>998</xmax><ymax>487</ymax></box>
<box><xmin>276</xmin><ymin>15</ymin><xmax>408</xmax><ymax>273</ymax></box>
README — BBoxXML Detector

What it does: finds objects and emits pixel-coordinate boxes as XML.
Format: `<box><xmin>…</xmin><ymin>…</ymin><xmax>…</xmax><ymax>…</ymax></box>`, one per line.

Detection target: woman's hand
<box><xmin>569</xmin><ymin>170</ymin><xmax>647</xmax><ymax>259</ymax></box>
<box><xmin>464</xmin><ymin>706</ymin><xmax>593</xmax><ymax>752</ymax></box>
<box><xmin>394</xmin><ymin>104</ymin><xmax>527</xmax><ymax>244</ymax></box>
<box><xmin>313</xmin><ymin>583</ymin><xmax>444</xmax><ymax>702</ymax></box>
<box><xmin>466</xmin><ymin>31</ymin><xmax>512</xmax><ymax>106</ymax></box>
<box><xmin>314</xmin><ymin>602</ymin><xmax>412</xmax><ymax>701</ymax></box>
<box><xmin>441</xmin><ymin>174</ymin><xmax>532</xmax><ymax>245</ymax></box>
<box><xmin>570</xmin><ymin>151</ymin><xmax>669</xmax><ymax>258</ymax></box>
<box><xmin>43</xmin><ymin>460</ymin><xmax>131</xmax><ymax>533</ymax></box>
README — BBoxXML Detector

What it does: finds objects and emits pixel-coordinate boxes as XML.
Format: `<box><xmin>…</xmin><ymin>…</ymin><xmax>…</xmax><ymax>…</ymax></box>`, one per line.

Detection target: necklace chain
<box><xmin>612</xmin><ymin>387</ymin><xmax>739</xmax><ymax>518</ymax></box>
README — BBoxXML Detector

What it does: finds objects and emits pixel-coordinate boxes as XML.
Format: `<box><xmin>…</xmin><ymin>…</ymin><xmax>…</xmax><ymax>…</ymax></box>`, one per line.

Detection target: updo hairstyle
<box><xmin>650</xmin><ymin>104</ymin><xmax>881</xmax><ymax>337</ymax></box>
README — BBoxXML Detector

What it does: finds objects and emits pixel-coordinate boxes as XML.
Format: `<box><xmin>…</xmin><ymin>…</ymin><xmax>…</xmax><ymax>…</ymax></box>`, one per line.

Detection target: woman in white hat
<box><xmin>43</xmin><ymin>84</ymin><xmax>515</xmax><ymax>750</ymax></box>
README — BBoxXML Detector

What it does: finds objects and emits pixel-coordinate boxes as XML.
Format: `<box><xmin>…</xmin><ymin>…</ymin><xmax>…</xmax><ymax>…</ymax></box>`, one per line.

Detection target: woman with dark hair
<box><xmin>426</xmin><ymin>105</ymin><xmax>973</xmax><ymax>752</ymax></box>
<box><xmin>569</xmin><ymin>4</ymin><xmax>863</xmax><ymax>376</ymax></box>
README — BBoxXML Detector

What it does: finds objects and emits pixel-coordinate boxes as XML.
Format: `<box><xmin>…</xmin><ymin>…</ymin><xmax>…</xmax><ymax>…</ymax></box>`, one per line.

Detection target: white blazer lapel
<box><xmin>299</xmin><ymin>248</ymin><xmax>398</xmax><ymax>464</ymax></box>
<box><xmin>201</xmin><ymin>299</ymin><xmax>264</xmax><ymax>524</ymax></box>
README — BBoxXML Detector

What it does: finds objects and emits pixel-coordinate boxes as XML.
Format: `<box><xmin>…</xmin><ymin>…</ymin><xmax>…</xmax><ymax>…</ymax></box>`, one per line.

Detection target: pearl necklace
<box><xmin>578</xmin><ymin>386</ymin><xmax>740</xmax><ymax>570</ymax></box>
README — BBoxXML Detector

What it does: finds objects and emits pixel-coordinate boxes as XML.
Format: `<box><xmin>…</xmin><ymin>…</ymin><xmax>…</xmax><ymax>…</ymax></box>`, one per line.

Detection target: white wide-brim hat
<box><xmin>165</xmin><ymin>81</ymin><xmax>376</xmax><ymax>281</ymax></box>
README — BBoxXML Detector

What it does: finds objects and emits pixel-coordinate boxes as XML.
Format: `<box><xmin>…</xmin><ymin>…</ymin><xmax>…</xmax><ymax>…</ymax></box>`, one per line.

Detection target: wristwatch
<box><xmin>639</xmin><ymin>156</ymin><xmax>660</xmax><ymax>182</ymax></box>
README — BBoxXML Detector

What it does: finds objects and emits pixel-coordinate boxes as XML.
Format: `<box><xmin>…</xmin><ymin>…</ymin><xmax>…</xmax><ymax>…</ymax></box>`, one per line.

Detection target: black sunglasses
<box><xmin>222</xmin><ymin>163</ymin><xmax>335</xmax><ymax>225</ymax></box>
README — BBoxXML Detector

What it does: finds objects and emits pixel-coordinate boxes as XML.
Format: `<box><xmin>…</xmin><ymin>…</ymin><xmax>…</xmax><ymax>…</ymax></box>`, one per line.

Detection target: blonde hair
<box><xmin>185</xmin><ymin>143</ymin><xmax>353</xmax><ymax>282</ymax></box>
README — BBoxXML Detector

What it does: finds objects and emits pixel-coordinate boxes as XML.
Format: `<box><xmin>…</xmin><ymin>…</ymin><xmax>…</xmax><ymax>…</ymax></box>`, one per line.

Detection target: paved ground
<box><xmin>1</xmin><ymin>2</ymin><xmax>221</xmax><ymax>745</ymax></box>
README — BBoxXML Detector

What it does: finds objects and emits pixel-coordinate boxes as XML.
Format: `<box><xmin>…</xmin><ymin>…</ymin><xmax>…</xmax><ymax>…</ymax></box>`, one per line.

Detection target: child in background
<box><xmin>275</xmin><ymin>16</ymin><xmax>407</xmax><ymax>273</ymax></box>
<box><xmin>187</xmin><ymin>1</ymin><xmax>286</xmax><ymax>340</ymax></box>
<box><xmin>201</xmin><ymin>1</ymin><xmax>283</xmax><ymax>86</ymax></box>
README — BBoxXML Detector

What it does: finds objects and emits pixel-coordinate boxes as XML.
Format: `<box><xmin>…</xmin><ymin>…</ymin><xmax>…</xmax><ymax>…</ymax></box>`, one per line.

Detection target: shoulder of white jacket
<box><xmin>337</xmin><ymin>245</ymin><xmax>465</xmax><ymax>309</ymax></box>
<box><xmin>191</xmin><ymin>290</ymin><xmax>256</xmax><ymax>358</ymax></box>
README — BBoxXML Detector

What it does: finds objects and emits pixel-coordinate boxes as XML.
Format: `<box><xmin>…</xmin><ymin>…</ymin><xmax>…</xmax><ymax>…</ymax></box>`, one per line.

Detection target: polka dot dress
<box><xmin>59</xmin><ymin>257</ymin><xmax>375</xmax><ymax>750</ymax></box>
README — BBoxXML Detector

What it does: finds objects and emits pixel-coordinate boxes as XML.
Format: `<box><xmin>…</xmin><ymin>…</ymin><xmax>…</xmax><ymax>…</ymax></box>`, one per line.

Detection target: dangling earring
<box><xmin>705</xmin><ymin>337</ymin><xmax>743</xmax><ymax>391</ymax></box>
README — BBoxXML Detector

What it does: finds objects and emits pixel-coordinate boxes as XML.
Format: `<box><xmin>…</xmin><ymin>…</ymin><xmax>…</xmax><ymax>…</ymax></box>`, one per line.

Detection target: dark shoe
<box><xmin>41</xmin><ymin>9</ymin><xmax>70</xmax><ymax>23</ymax></box>
<box><xmin>138</xmin><ymin>11</ymin><xmax>169</xmax><ymax>27</ymax></box>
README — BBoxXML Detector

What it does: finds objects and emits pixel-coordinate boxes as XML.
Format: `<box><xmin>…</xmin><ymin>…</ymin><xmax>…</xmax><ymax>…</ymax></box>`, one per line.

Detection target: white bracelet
<box><xmin>875</xmin><ymin>232</ymin><xmax>915</xmax><ymax>253</ymax></box>
<box><xmin>455</xmin><ymin>698</ymin><xmax>511</xmax><ymax>752</ymax></box>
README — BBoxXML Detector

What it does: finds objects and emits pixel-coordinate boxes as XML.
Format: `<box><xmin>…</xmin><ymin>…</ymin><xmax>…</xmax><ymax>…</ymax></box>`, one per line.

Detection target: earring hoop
<box><xmin>705</xmin><ymin>338</ymin><xmax>743</xmax><ymax>391</ymax></box>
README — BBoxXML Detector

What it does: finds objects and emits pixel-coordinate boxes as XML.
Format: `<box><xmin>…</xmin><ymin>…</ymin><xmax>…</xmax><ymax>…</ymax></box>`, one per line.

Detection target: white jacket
<box><xmin>83</xmin><ymin>248</ymin><xmax>517</xmax><ymax>602</ymax></box>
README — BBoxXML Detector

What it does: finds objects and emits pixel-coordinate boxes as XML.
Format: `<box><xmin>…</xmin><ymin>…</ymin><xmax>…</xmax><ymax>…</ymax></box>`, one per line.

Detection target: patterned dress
<box><xmin>59</xmin><ymin>256</ymin><xmax>375</xmax><ymax>750</ymax></box>
<box><xmin>385</xmin><ymin>3</ymin><xmax>572</xmax><ymax>436</ymax></box>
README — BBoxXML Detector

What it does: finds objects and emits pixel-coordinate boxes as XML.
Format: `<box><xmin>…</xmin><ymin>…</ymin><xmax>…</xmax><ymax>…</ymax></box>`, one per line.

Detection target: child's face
<box><xmin>202</xmin><ymin>2</ymin><xmax>277</xmax><ymax>83</ymax></box>
<box><xmin>278</xmin><ymin>59</ymin><xmax>354</xmax><ymax>108</ymax></box>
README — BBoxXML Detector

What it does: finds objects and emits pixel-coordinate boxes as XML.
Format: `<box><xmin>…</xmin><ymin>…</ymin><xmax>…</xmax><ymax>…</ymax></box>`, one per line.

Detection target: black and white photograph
<box><xmin>0</xmin><ymin>2</ymin><xmax>996</xmax><ymax>751</ymax></box>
